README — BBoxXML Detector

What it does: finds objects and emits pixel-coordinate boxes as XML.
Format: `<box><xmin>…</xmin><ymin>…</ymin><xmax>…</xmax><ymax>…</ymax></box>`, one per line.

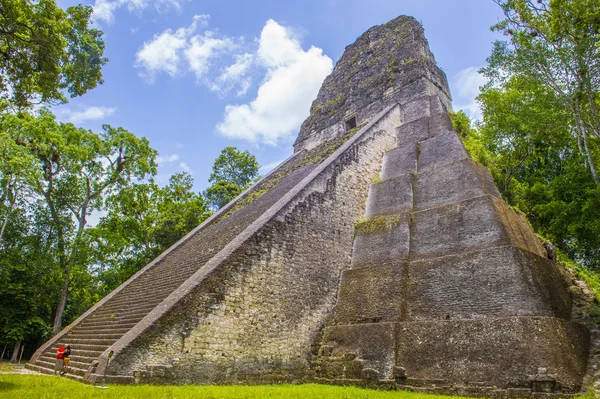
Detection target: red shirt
<box><xmin>57</xmin><ymin>346</ymin><xmax>65</xmax><ymax>360</ymax></box>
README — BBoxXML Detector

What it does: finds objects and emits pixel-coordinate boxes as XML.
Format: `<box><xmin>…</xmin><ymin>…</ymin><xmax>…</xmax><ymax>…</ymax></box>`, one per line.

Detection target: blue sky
<box><xmin>54</xmin><ymin>0</ymin><xmax>504</xmax><ymax>192</ymax></box>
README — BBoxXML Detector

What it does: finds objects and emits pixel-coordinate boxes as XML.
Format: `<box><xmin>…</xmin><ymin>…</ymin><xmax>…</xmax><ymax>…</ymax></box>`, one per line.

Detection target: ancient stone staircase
<box><xmin>316</xmin><ymin>94</ymin><xmax>589</xmax><ymax>394</ymax></box>
<box><xmin>27</xmin><ymin>148</ymin><xmax>321</xmax><ymax>381</ymax></box>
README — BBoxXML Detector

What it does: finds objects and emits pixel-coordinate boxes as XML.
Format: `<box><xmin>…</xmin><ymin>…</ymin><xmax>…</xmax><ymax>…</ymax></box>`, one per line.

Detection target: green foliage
<box><xmin>0</xmin><ymin>0</ymin><xmax>107</xmax><ymax>108</ymax></box>
<box><xmin>209</xmin><ymin>147</ymin><xmax>260</xmax><ymax>188</ymax></box>
<box><xmin>0</xmin><ymin>109</ymin><xmax>157</xmax><ymax>334</ymax></box>
<box><xmin>457</xmin><ymin>96</ymin><xmax>600</xmax><ymax>269</ymax></box>
<box><xmin>455</xmin><ymin>0</ymin><xmax>600</xmax><ymax>271</ymax></box>
<box><xmin>485</xmin><ymin>0</ymin><xmax>600</xmax><ymax>184</ymax></box>
<box><xmin>204</xmin><ymin>147</ymin><xmax>260</xmax><ymax>210</ymax></box>
<box><xmin>204</xmin><ymin>181</ymin><xmax>243</xmax><ymax>211</ymax></box>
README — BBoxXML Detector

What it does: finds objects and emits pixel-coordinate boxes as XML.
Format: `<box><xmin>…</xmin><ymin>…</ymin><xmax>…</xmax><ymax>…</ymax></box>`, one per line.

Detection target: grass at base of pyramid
<box><xmin>0</xmin><ymin>374</ymin><xmax>507</xmax><ymax>399</ymax></box>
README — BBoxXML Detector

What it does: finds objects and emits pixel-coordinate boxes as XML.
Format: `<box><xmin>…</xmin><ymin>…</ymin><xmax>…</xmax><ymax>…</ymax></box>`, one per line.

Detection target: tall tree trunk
<box><xmin>0</xmin><ymin>194</ymin><xmax>16</xmax><ymax>245</ymax></box>
<box><xmin>582</xmin><ymin>126</ymin><xmax>599</xmax><ymax>185</ymax></box>
<box><xmin>1</xmin><ymin>343</ymin><xmax>7</xmax><ymax>360</ymax></box>
<box><xmin>10</xmin><ymin>342</ymin><xmax>20</xmax><ymax>363</ymax></box>
<box><xmin>52</xmin><ymin>270</ymin><xmax>70</xmax><ymax>334</ymax></box>
<box><xmin>584</xmin><ymin>83</ymin><xmax>600</xmax><ymax>139</ymax></box>
<box><xmin>574</xmin><ymin>105</ymin><xmax>599</xmax><ymax>184</ymax></box>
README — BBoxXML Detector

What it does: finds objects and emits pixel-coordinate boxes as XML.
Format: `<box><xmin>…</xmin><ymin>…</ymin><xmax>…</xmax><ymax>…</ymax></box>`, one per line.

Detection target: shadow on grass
<box><xmin>0</xmin><ymin>381</ymin><xmax>17</xmax><ymax>392</ymax></box>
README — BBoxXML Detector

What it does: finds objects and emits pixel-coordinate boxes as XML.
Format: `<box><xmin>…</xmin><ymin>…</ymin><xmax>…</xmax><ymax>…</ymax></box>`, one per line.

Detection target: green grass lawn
<box><xmin>0</xmin><ymin>374</ymin><xmax>464</xmax><ymax>399</ymax></box>
<box><xmin>0</xmin><ymin>361</ymin><xmax>24</xmax><ymax>373</ymax></box>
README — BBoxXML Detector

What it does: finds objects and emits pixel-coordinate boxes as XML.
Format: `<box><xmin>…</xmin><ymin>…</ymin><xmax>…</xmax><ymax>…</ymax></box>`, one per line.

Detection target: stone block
<box><xmin>429</xmin><ymin>113</ymin><xmax>454</xmax><ymax>136</ymax></box>
<box><xmin>401</xmin><ymin>96</ymin><xmax>431</xmax><ymax>124</ymax></box>
<box><xmin>407</xmin><ymin>246</ymin><xmax>572</xmax><ymax>320</ymax></box>
<box><xmin>335</xmin><ymin>264</ymin><xmax>406</xmax><ymax>324</ymax></box>
<box><xmin>322</xmin><ymin>323</ymin><xmax>396</xmax><ymax>379</ymax></box>
<box><xmin>396</xmin><ymin>78</ymin><xmax>449</xmax><ymax>106</ymax></box>
<box><xmin>381</xmin><ymin>144</ymin><xmax>417</xmax><ymax>180</ymax></box>
<box><xmin>395</xmin><ymin>317</ymin><xmax>589</xmax><ymax>392</ymax></box>
<box><xmin>418</xmin><ymin>132</ymin><xmax>469</xmax><ymax>171</ymax></box>
<box><xmin>414</xmin><ymin>158</ymin><xmax>500</xmax><ymax>211</ymax></box>
<box><xmin>366</xmin><ymin>174</ymin><xmax>413</xmax><ymax>218</ymax></box>
<box><xmin>395</xmin><ymin>117</ymin><xmax>429</xmax><ymax>145</ymax></box>
<box><xmin>429</xmin><ymin>95</ymin><xmax>446</xmax><ymax>115</ymax></box>
<box><xmin>409</xmin><ymin>195</ymin><xmax>544</xmax><ymax>259</ymax></box>
<box><xmin>352</xmin><ymin>216</ymin><xmax>410</xmax><ymax>267</ymax></box>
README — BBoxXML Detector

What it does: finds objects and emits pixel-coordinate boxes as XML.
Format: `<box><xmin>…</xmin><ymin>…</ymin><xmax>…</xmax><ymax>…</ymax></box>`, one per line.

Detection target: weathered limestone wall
<box><xmin>101</xmin><ymin>107</ymin><xmax>400</xmax><ymax>384</ymax></box>
<box><xmin>294</xmin><ymin>16</ymin><xmax>451</xmax><ymax>153</ymax></box>
<box><xmin>316</xmin><ymin>92</ymin><xmax>590</xmax><ymax>395</ymax></box>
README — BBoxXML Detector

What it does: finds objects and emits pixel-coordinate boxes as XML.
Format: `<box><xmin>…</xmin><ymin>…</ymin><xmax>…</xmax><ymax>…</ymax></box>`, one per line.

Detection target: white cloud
<box><xmin>216</xmin><ymin>20</ymin><xmax>333</xmax><ymax>145</ymax></box>
<box><xmin>65</xmin><ymin>106</ymin><xmax>116</xmax><ymax>124</ymax></box>
<box><xmin>179</xmin><ymin>162</ymin><xmax>192</xmax><ymax>174</ymax></box>
<box><xmin>452</xmin><ymin>66</ymin><xmax>487</xmax><ymax>121</ymax></box>
<box><xmin>92</xmin><ymin>0</ymin><xmax>187</xmax><ymax>24</ymax></box>
<box><xmin>184</xmin><ymin>32</ymin><xmax>235</xmax><ymax>80</ymax></box>
<box><xmin>156</xmin><ymin>153</ymin><xmax>180</xmax><ymax>164</ymax></box>
<box><xmin>207</xmin><ymin>53</ymin><xmax>254</xmax><ymax>96</ymax></box>
<box><xmin>135</xmin><ymin>14</ymin><xmax>209</xmax><ymax>82</ymax></box>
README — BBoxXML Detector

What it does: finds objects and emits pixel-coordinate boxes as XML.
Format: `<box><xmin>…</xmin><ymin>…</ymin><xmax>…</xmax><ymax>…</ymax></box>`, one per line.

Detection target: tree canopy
<box><xmin>470</xmin><ymin>0</ymin><xmax>600</xmax><ymax>269</ymax></box>
<box><xmin>204</xmin><ymin>147</ymin><xmax>260</xmax><ymax>210</ymax></box>
<box><xmin>0</xmin><ymin>0</ymin><xmax>107</xmax><ymax>109</ymax></box>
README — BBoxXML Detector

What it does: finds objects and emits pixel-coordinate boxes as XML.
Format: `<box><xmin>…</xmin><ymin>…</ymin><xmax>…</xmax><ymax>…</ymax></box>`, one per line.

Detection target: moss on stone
<box><xmin>354</xmin><ymin>215</ymin><xmax>403</xmax><ymax>236</ymax></box>
<box><xmin>370</xmin><ymin>174</ymin><xmax>382</xmax><ymax>184</ymax></box>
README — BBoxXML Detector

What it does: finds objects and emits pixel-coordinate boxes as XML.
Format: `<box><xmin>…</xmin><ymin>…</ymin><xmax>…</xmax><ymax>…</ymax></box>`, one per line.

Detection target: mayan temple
<box><xmin>28</xmin><ymin>16</ymin><xmax>591</xmax><ymax>395</ymax></box>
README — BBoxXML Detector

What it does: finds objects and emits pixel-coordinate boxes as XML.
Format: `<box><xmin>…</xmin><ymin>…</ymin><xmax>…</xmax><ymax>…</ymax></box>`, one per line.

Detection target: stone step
<box><xmin>88</xmin><ymin>309</ymin><xmax>154</xmax><ymax>322</ymax></box>
<box><xmin>27</xmin><ymin>363</ymin><xmax>85</xmax><ymax>382</ymax></box>
<box><xmin>409</xmin><ymin>195</ymin><xmax>546</xmax><ymax>260</ymax></box>
<box><xmin>68</xmin><ymin>349</ymin><xmax>104</xmax><ymax>358</ymax></box>
<box><xmin>77</xmin><ymin>317</ymin><xmax>139</xmax><ymax>328</ymax></box>
<box><xmin>370</xmin><ymin>158</ymin><xmax>502</xmax><ymax>219</ymax></box>
<box><xmin>70</xmin><ymin>326</ymin><xmax>131</xmax><ymax>335</ymax></box>
<box><xmin>60</xmin><ymin>337</ymin><xmax>117</xmax><ymax>346</ymax></box>
<box><xmin>365</xmin><ymin>174</ymin><xmax>413</xmax><ymax>218</ymax></box>
<box><xmin>381</xmin><ymin>144</ymin><xmax>417</xmax><ymax>180</ymax></box>
<box><xmin>104</xmin><ymin>281</ymin><xmax>179</xmax><ymax>301</ymax></box>
<box><xmin>416</xmin><ymin>131</ymin><xmax>468</xmax><ymax>172</ymax></box>
<box><xmin>69</xmin><ymin>355</ymin><xmax>98</xmax><ymax>364</ymax></box>
<box><xmin>67</xmin><ymin>359</ymin><xmax>95</xmax><ymax>370</ymax></box>
<box><xmin>93</xmin><ymin>301</ymin><xmax>159</xmax><ymax>315</ymax></box>
<box><xmin>413</xmin><ymin>158</ymin><xmax>500</xmax><ymax>212</ymax></box>
<box><xmin>66</xmin><ymin>332</ymin><xmax>124</xmax><ymax>340</ymax></box>
<box><xmin>98</xmin><ymin>299</ymin><xmax>164</xmax><ymax>314</ymax></box>
<box><xmin>49</xmin><ymin>343</ymin><xmax>107</xmax><ymax>352</ymax></box>
<box><xmin>34</xmin><ymin>359</ymin><xmax>88</xmax><ymax>376</ymax></box>
<box><xmin>352</xmin><ymin>213</ymin><xmax>410</xmax><ymax>268</ymax></box>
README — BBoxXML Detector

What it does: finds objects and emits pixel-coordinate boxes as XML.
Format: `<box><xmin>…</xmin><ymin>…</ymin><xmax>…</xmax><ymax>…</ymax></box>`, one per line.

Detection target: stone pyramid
<box><xmin>29</xmin><ymin>16</ymin><xmax>589</xmax><ymax>395</ymax></box>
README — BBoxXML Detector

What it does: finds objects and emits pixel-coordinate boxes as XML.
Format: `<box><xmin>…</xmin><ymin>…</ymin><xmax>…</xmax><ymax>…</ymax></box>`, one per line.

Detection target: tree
<box><xmin>152</xmin><ymin>173</ymin><xmax>211</xmax><ymax>250</ymax></box>
<box><xmin>0</xmin><ymin>127</ymin><xmax>39</xmax><ymax>245</ymax></box>
<box><xmin>2</xmin><ymin>109</ymin><xmax>157</xmax><ymax>333</ymax></box>
<box><xmin>204</xmin><ymin>147</ymin><xmax>259</xmax><ymax>210</ymax></box>
<box><xmin>484</xmin><ymin>0</ymin><xmax>600</xmax><ymax>184</ymax></box>
<box><xmin>475</xmin><ymin>0</ymin><xmax>600</xmax><ymax>268</ymax></box>
<box><xmin>203</xmin><ymin>181</ymin><xmax>243</xmax><ymax>210</ymax></box>
<box><xmin>0</xmin><ymin>0</ymin><xmax>107</xmax><ymax>109</ymax></box>
<box><xmin>452</xmin><ymin>81</ymin><xmax>600</xmax><ymax>269</ymax></box>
